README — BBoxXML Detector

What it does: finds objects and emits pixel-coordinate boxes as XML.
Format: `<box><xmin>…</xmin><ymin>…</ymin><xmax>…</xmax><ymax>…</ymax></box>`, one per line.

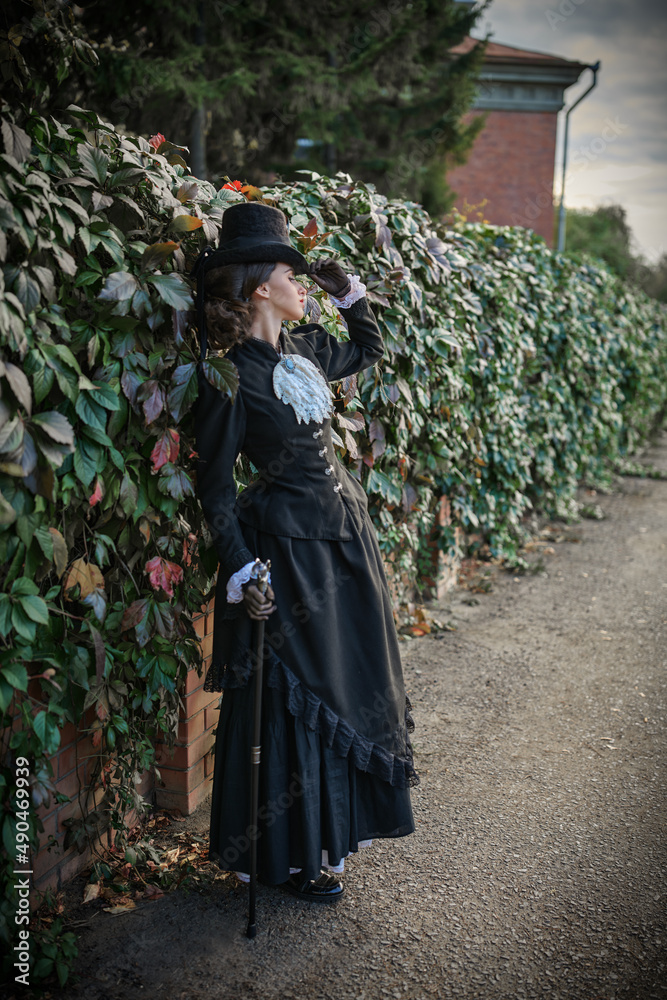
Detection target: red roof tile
<box><xmin>451</xmin><ymin>35</ymin><xmax>585</xmax><ymax>68</ymax></box>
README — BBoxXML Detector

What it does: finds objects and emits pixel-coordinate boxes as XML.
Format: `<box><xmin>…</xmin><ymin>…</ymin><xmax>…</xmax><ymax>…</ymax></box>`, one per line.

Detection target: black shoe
<box><xmin>281</xmin><ymin>869</ymin><xmax>344</xmax><ymax>903</ymax></box>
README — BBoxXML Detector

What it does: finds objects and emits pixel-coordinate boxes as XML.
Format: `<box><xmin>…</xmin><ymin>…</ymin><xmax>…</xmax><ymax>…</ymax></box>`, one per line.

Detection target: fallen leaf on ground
<box><xmin>82</xmin><ymin>883</ymin><xmax>100</xmax><ymax>903</ymax></box>
<box><xmin>143</xmin><ymin>884</ymin><xmax>165</xmax><ymax>900</ymax></box>
<box><xmin>103</xmin><ymin>901</ymin><xmax>136</xmax><ymax>915</ymax></box>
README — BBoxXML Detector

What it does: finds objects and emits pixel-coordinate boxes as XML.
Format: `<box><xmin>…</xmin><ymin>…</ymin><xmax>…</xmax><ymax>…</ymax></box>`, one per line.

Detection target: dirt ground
<box><xmin>44</xmin><ymin>431</ymin><xmax>667</xmax><ymax>1000</ymax></box>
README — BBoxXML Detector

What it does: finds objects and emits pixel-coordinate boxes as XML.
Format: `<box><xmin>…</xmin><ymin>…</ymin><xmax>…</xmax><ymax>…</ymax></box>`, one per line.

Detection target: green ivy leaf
<box><xmin>201</xmin><ymin>357</ymin><xmax>239</xmax><ymax>401</ymax></box>
<box><xmin>119</xmin><ymin>473</ymin><xmax>138</xmax><ymax>515</ymax></box>
<box><xmin>11</xmin><ymin>577</ymin><xmax>39</xmax><ymax>597</ymax></box>
<box><xmin>98</xmin><ymin>271</ymin><xmax>140</xmax><ymax>302</ymax></box>
<box><xmin>78</xmin><ymin>144</ymin><xmax>109</xmax><ymax>186</ymax></box>
<box><xmin>0</xmin><ymin>595</ymin><xmax>13</xmax><ymax>636</ymax></box>
<box><xmin>148</xmin><ymin>273</ymin><xmax>193</xmax><ymax>311</ymax></box>
<box><xmin>167</xmin><ymin>363</ymin><xmax>197</xmax><ymax>421</ymax></box>
<box><xmin>32</xmin><ymin>412</ymin><xmax>75</xmax><ymax>446</ymax></box>
<box><xmin>33</xmin><ymin>710</ymin><xmax>61</xmax><ymax>756</ymax></box>
<box><xmin>75</xmin><ymin>392</ymin><xmax>107</xmax><ymax>433</ymax></box>
<box><xmin>1</xmin><ymin>663</ymin><xmax>28</xmax><ymax>691</ymax></box>
<box><xmin>157</xmin><ymin>464</ymin><xmax>195</xmax><ymax>501</ymax></box>
<box><xmin>73</xmin><ymin>441</ymin><xmax>98</xmax><ymax>487</ymax></box>
<box><xmin>11</xmin><ymin>604</ymin><xmax>36</xmax><ymax>642</ymax></box>
<box><xmin>89</xmin><ymin>382</ymin><xmax>120</xmax><ymax>411</ymax></box>
<box><xmin>19</xmin><ymin>594</ymin><xmax>50</xmax><ymax>625</ymax></box>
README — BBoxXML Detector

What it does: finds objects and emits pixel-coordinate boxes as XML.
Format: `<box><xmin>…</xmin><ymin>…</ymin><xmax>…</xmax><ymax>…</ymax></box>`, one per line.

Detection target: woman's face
<box><xmin>262</xmin><ymin>263</ymin><xmax>307</xmax><ymax>321</ymax></box>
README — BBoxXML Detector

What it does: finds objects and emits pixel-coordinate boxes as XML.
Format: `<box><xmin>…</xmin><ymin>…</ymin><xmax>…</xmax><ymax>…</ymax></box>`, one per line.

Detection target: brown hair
<box><xmin>202</xmin><ymin>261</ymin><xmax>276</xmax><ymax>352</ymax></box>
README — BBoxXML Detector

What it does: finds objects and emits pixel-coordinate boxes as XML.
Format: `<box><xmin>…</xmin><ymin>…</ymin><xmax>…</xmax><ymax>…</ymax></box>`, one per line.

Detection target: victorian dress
<box><xmin>195</xmin><ymin>287</ymin><xmax>418</xmax><ymax>886</ymax></box>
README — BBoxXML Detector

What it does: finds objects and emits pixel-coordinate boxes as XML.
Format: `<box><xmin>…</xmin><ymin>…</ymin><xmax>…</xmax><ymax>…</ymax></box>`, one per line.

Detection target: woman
<box><xmin>194</xmin><ymin>201</ymin><xmax>417</xmax><ymax>903</ymax></box>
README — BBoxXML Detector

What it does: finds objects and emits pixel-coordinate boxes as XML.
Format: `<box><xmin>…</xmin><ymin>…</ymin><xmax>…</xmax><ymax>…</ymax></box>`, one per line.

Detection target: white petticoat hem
<box><xmin>234</xmin><ymin>839</ymin><xmax>373</xmax><ymax>883</ymax></box>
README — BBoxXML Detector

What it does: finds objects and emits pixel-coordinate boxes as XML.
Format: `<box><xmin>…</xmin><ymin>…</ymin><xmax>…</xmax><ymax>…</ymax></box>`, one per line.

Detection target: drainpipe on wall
<box><xmin>557</xmin><ymin>60</ymin><xmax>601</xmax><ymax>253</ymax></box>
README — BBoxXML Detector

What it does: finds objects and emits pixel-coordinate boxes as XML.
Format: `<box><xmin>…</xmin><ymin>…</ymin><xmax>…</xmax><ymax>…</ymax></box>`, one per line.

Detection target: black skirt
<box><xmin>207</xmin><ymin>512</ymin><xmax>417</xmax><ymax>885</ymax></box>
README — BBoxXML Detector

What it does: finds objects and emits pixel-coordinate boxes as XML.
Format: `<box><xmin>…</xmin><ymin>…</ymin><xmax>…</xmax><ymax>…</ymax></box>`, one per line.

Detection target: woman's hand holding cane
<box><xmin>243</xmin><ymin>583</ymin><xmax>276</xmax><ymax>620</ymax></box>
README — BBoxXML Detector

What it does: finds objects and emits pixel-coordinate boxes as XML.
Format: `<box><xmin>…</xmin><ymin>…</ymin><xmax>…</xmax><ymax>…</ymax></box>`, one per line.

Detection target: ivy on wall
<box><xmin>1</xmin><ymin>106</ymin><xmax>665</xmax><ymax>984</ymax></box>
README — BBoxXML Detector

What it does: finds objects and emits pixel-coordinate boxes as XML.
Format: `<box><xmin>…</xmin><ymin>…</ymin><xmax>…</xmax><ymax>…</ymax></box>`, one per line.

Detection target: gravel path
<box><xmin>56</xmin><ymin>431</ymin><xmax>667</xmax><ymax>1000</ymax></box>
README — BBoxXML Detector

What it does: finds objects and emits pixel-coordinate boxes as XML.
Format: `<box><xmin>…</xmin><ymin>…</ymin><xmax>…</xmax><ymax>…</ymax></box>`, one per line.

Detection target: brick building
<box><xmin>447</xmin><ymin>37</ymin><xmax>587</xmax><ymax>244</ymax></box>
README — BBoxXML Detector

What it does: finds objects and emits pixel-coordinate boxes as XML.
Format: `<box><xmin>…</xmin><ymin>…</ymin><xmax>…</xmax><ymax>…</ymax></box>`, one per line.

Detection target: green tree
<box><xmin>635</xmin><ymin>254</ymin><xmax>667</xmax><ymax>303</ymax></box>
<box><xmin>2</xmin><ymin>0</ymin><xmax>489</xmax><ymax>214</ymax></box>
<box><xmin>563</xmin><ymin>204</ymin><xmax>635</xmax><ymax>278</ymax></box>
<box><xmin>562</xmin><ymin>204</ymin><xmax>667</xmax><ymax>301</ymax></box>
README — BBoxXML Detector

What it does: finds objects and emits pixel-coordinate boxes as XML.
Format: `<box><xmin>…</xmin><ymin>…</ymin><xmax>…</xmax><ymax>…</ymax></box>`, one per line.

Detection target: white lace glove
<box><xmin>327</xmin><ymin>273</ymin><xmax>366</xmax><ymax>309</ymax></box>
<box><xmin>226</xmin><ymin>560</ymin><xmax>272</xmax><ymax>603</ymax></box>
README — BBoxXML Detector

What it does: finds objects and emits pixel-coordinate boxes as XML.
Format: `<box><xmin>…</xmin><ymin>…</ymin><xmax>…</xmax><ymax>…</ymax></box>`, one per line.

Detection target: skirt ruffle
<box><xmin>209</xmin><ymin>676</ymin><xmax>415</xmax><ymax>885</ymax></box>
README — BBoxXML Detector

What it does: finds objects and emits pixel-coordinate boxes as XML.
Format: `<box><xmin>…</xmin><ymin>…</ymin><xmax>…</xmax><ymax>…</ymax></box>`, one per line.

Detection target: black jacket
<box><xmin>195</xmin><ymin>297</ymin><xmax>384</xmax><ymax>588</ymax></box>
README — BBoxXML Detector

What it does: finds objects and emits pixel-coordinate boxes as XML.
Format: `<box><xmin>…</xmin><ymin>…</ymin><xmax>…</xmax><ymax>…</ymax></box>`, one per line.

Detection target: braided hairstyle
<box><xmin>202</xmin><ymin>261</ymin><xmax>276</xmax><ymax>352</ymax></box>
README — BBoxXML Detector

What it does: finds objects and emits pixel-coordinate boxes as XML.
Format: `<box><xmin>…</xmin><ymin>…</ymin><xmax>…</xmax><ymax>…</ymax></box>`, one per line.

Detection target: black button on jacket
<box><xmin>195</xmin><ymin>296</ymin><xmax>384</xmax><ymax>590</ymax></box>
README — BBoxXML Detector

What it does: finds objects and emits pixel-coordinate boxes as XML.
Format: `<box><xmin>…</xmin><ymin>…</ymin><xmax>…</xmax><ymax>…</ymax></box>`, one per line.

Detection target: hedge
<box><xmin>1</xmin><ymin>105</ymin><xmax>665</xmax><ymax>984</ymax></box>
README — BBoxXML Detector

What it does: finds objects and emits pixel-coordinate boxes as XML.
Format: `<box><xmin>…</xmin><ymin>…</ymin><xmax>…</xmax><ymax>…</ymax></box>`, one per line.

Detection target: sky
<box><xmin>471</xmin><ymin>0</ymin><xmax>667</xmax><ymax>261</ymax></box>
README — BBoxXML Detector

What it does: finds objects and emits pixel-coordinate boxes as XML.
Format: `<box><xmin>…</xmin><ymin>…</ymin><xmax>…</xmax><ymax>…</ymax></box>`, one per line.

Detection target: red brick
<box><xmin>162</xmin><ymin>728</ymin><xmax>215</xmax><ymax>771</ymax></box>
<box><xmin>200</xmin><ymin>632</ymin><xmax>213</xmax><ymax>661</ymax></box>
<box><xmin>53</xmin><ymin>846</ymin><xmax>94</xmax><ymax>890</ymax></box>
<box><xmin>155</xmin><ymin>773</ymin><xmax>212</xmax><ymax>815</ymax></box>
<box><xmin>157</xmin><ymin>755</ymin><xmax>206</xmax><ymax>796</ymax></box>
<box><xmin>58</xmin><ymin>721</ymin><xmax>78</xmax><ymax>747</ymax></box>
<box><xmin>35</xmin><ymin>798</ymin><xmax>57</xmax><ymax>823</ymax></box>
<box><xmin>177</xmin><ymin>708</ymin><xmax>205</xmax><ymax>744</ymax></box>
<box><xmin>448</xmin><ymin>109</ymin><xmax>558</xmax><ymax>244</ymax></box>
<box><xmin>182</xmin><ymin>684</ymin><xmax>220</xmax><ymax>720</ymax></box>
<box><xmin>54</xmin><ymin>766</ymin><xmax>85</xmax><ymax>802</ymax></box>
<box><xmin>57</xmin><ymin>734</ymin><xmax>95</xmax><ymax>779</ymax></box>
<box><xmin>183</xmin><ymin>667</ymin><xmax>205</xmax><ymax>696</ymax></box>
<box><xmin>204</xmin><ymin>749</ymin><xmax>216</xmax><ymax>779</ymax></box>
<box><xmin>32</xmin><ymin>840</ymin><xmax>69</xmax><ymax>884</ymax></box>
<box><xmin>204</xmin><ymin>703</ymin><xmax>220</xmax><ymax>732</ymax></box>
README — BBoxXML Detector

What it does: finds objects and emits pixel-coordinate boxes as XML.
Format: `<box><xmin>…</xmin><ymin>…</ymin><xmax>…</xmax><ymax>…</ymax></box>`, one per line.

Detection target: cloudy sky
<box><xmin>471</xmin><ymin>0</ymin><xmax>667</xmax><ymax>261</ymax></box>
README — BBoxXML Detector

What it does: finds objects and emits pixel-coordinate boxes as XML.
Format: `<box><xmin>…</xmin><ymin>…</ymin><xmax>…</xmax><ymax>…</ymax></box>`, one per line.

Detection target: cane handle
<box><xmin>251</xmin><ymin>557</ymin><xmax>271</xmax><ymax>597</ymax></box>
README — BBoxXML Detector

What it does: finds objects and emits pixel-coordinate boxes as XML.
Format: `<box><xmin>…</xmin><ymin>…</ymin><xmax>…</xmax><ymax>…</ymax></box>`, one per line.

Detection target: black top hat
<box><xmin>191</xmin><ymin>202</ymin><xmax>310</xmax><ymax>361</ymax></box>
<box><xmin>198</xmin><ymin>201</ymin><xmax>309</xmax><ymax>275</ymax></box>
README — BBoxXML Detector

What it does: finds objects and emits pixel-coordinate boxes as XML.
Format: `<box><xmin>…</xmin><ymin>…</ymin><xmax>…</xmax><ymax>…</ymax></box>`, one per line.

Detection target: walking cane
<box><xmin>246</xmin><ymin>557</ymin><xmax>271</xmax><ymax>940</ymax></box>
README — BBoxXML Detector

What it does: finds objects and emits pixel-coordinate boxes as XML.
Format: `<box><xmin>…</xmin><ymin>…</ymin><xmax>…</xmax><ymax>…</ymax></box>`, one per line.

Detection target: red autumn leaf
<box><xmin>151</xmin><ymin>428</ymin><xmax>180</xmax><ymax>472</ymax></box>
<box><xmin>145</xmin><ymin>556</ymin><xmax>184</xmax><ymax>598</ymax></box>
<box><xmin>148</xmin><ymin>132</ymin><xmax>166</xmax><ymax>151</ymax></box>
<box><xmin>88</xmin><ymin>478</ymin><xmax>104</xmax><ymax>507</ymax></box>
<box><xmin>222</xmin><ymin>180</ymin><xmax>244</xmax><ymax>191</ymax></box>
<box><xmin>241</xmin><ymin>184</ymin><xmax>263</xmax><ymax>201</ymax></box>
<box><xmin>303</xmin><ymin>218</ymin><xmax>318</xmax><ymax>238</ymax></box>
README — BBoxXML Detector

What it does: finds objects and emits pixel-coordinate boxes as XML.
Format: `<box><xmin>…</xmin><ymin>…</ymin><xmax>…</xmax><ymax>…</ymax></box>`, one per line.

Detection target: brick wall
<box><xmin>448</xmin><ymin>109</ymin><xmax>559</xmax><ymax>245</ymax></box>
<box><xmin>31</xmin><ymin>710</ymin><xmax>153</xmax><ymax>894</ymax></box>
<box><xmin>154</xmin><ymin>601</ymin><xmax>220</xmax><ymax>815</ymax></box>
<box><xmin>30</xmin><ymin>603</ymin><xmax>219</xmax><ymax>894</ymax></box>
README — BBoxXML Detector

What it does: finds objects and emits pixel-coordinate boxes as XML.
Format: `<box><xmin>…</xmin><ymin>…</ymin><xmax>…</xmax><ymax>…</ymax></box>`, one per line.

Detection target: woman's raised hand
<box><xmin>308</xmin><ymin>259</ymin><xmax>352</xmax><ymax>299</ymax></box>
<box><xmin>243</xmin><ymin>583</ymin><xmax>276</xmax><ymax>621</ymax></box>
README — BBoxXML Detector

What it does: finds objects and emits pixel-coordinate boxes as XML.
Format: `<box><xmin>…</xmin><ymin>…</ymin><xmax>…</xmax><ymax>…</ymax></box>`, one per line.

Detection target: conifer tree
<box><xmin>2</xmin><ymin>0</ymin><xmax>489</xmax><ymax>213</ymax></box>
